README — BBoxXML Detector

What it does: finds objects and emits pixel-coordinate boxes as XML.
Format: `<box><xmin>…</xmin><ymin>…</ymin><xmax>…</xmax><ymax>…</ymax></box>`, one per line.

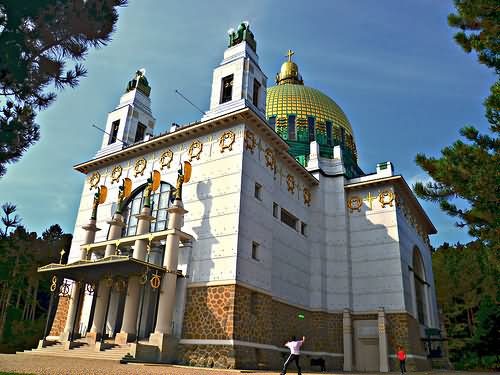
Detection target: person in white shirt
<box><xmin>280</xmin><ymin>335</ymin><xmax>305</xmax><ymax>375</ymax></box>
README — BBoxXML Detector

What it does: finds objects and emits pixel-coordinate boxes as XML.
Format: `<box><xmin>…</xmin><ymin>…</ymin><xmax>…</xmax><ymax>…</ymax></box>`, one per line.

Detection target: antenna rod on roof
<box><xmin>92</xmin><ymin>124</ymin><xmax>128</xmax><ymax>146</ymax></box>
<box><xmin>175</xmin><ymin>89</ymin><xmax>205</xmax><ymax>115</ymax></box>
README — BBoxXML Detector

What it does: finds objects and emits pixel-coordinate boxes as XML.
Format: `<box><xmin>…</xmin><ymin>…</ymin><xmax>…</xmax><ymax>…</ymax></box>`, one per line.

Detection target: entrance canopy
<box><xmin>38</xmin><ymin>255</ymin><xmax>172</xmax><ymax>283</ymax></box>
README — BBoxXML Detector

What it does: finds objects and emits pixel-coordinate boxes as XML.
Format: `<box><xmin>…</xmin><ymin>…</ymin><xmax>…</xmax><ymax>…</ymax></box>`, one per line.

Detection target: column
<box><xmin>60</xmin><ymin>282</ymin><xmax>82</xmax><ymax>344</ymax></box>
<box><xmin>80</xmin><ymin>219</ymin><xmax>101</xmax><ymax>260</ymax></box>
<box><xmin>115</xmin><ymin>206</ymin><xmax>154</xmax><ymax>344</ymax></box>
<box><xmin>149</xmin><ymin>199</ymin><xmax>187</xmax><ymax>361</ymax></box>
<box><xmin>343</xmin><ymin>308</ymin><xmax>353</xmax><ymax>371</ymax></box>
<box><xmin>378</xmin><ymin>307</ymin><xmax>389</xmax><ymax>372</ymax></box>
<box><xmin>88</xmin><ymin>213</ymin><xmax>124</xmax><ymax>343</ymax></box>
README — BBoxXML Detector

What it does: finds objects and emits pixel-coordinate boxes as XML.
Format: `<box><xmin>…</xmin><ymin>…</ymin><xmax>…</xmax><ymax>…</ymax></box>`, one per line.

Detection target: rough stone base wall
<box><xmin>386</xmin><ymin>312</ymin><xmax>431</xmax><ymax>371</ymax></box>
<box><xmin>49</xmin><ymin>295</ymin><xmax>69</xmax><ymax>336</ymax></box>
<box><xmin>177</xmin><ymin>344</ymin><xmax>236</xmax><ymax>369</ymax></box>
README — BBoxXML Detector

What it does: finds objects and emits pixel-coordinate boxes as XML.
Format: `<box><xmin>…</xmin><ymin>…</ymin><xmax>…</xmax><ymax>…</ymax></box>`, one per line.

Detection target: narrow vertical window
<box><xmin>254</xmin><ymin>182</ymin><xmax>262</xmax><ymax>200</ymax></box>
<box><xmin>326</xmin><ymin>121</ymin><xmax>333</xmax><ymax>146</ymax></box>
<box><xmin>108</xmin><ymin>120</ymin><xmax>120</xmax><ymax>145</ymax></box>
<box><xmin>273</xmin><ymin>202</ymin><xmax>279</xmax><ymax>218</ymax></box>
<box><xmin>307</xmin><ymin>117</ymin><xmax>315</xmax><ymax>142</ymax></box>
<box><xmin>288</xmin><ymin>115</ymin><xmax>296</xmax><ymax>141</ymax></box>
<box><xmin>340</xmin><ymin>127</ymin><xmax>346</xmax><ymax>145</ymax></box>
<box><xmin>301</xmin><ymin>222</ymin><xmax>307</xmax><ymax>236</ymax></box>
<box><xmin>220</xmin><ymin>74</ymin><xmax>233</xmax><ymax>104</ymax></box>
<box><xmin>268</xmin><ymin>116</ymin><xmax>276</xmax><ymax>129</ymax></box>
<box><xmin>252</xmin><ymin>241</ymin><xmax>260</xmax><ymax>261</ymax></box>
<box><xmin>134</xmin><ymin>122</ymin><xmax>146</xmax><ymax>143</ymax></box>
<box><xmin>252</xmin><ymin>79</ymin><xmax>260</xmax><ymax>107</ymax></box>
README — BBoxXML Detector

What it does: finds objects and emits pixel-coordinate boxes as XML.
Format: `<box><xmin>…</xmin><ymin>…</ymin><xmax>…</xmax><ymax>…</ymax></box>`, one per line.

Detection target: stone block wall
<box><xmin>49</xmin><ymin>295</ymin><xmax>69</xmax><ymax>336</ymax></box>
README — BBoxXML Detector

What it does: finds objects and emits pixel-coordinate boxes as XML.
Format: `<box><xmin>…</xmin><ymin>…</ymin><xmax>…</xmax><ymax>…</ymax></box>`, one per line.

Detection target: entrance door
<box><xmin>354</xmin><ymin>320</ymin><xmax>380</xmax><ymax>371</ymax></box>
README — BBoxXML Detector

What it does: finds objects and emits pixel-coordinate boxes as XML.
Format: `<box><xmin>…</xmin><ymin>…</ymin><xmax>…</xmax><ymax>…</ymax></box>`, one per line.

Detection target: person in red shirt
<box><xmin>397</xmin><ymin>346</ymin><xmax>407</xmax><ymax>374</ymax></box>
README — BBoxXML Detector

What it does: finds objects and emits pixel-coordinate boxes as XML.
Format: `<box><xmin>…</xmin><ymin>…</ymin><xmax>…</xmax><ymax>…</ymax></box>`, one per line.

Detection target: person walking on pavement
<box><xmin>397</xmin><ymin>346</ymin><xmax>407</xmax><ymax>374</ymax></box>
<box><xmin>281</xmin><ymin>335</ymin><xmax>305</xmax><ymax>375</ymax></box>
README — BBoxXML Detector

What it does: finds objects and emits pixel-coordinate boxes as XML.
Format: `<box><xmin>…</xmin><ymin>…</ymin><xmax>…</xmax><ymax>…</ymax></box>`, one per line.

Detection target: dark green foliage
<box><xmin>416</xmin><ymin>1</ymin><xmax>500</xmax><ymax>370</ymax></box>
<box><xmin>0</xmin><ymin>203</ymin><xmax>72</xmax><ymax>353</ymax></box>
<box><xmin>0</xmin><ymin>0</ymin><xmax>127</xmax><ymax>177</ymax></box>
<box><xmin>432</xmin><ymin>242</ymin><xmax>499</xmax><ymax>370</ymax></box>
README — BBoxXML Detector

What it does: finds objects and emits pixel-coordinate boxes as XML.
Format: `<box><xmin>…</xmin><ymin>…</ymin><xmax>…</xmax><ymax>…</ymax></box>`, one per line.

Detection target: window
<box><xmin>254</xmin><ymin>182</ymin><xmax>262</xmax><ymax>200</ymax></box>
<box><xmin>288</xmin><ymin>115</ymin><xmax>296</xmax><ymax>141</ymax></box>
<box><xmin>252</xmin><ymin>79</ymin><xmax>260</xmax><ymax>107</ymax></box>
<box><xmin>326</xmin><ymin>121</ymin><xmax>333</xmax><ymax>146</ymax></box>
<box><xmin>220</xmin><ymin>74</ymin><xmax>233</xmax><ymax>104</ymax></box>
<box><xmin>108</xmin><ymin>120</ymin><xmax>120</xmax><ymax>145</ymax></box>
<box><xmin>251</xmin><ymin>241</ymin><xmax>260</xmax><ymax>261</ymax></box>
<box><xmin>281</xmin><ymin>208</ymin><xmax>298</xmax><ymax>231</ymax></box>
<box><xmin>268</xmin><ymin>116</ymin><xmax>276</xmax><ymax>129</ymax></box>
<box><xmin>340</xmin><ymin>127</ymin><xmax>346</xmax><ymax>145</ymax></box>
<box><xmin>121</xmin><ymin>182</ymin><xmax>172</xmax><ymax>237</ymax></box>
<box><xmin>301</xmin><ymin>222</ymin><xmax>307</xmax><ymax>236</ymax></box>
<box><xmin>307</xmin><ymin>117</ymin><xmax>315</xmax><ymax>142</ymax></box>
<box><xmin>273</xmin><ymin>202</ymin><xmax>279</xmax><ymax>218</ymax></box>
<box><xmin>134</xmin><ymin>122</ymin><xmax>146</xmax><ymax>143</ymax></box>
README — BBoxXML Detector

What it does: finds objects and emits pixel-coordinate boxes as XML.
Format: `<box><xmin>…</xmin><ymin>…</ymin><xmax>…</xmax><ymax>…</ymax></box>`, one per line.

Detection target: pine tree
<box><xmin>0</xmin><ymin>0</ymin><xmax>127</xmax><ymax>177</ymax></box>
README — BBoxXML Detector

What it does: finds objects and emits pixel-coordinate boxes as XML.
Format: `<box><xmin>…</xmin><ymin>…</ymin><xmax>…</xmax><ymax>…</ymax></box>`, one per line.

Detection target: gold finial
<box><xmin>59</xmin><ymin>249</ymin><xmax>66</xmax><ymax>264</ymax></box>
<box><xmin>286</xmin><ymin>49</ymin><xmax>294</xmax><ymax>62</ymax></box>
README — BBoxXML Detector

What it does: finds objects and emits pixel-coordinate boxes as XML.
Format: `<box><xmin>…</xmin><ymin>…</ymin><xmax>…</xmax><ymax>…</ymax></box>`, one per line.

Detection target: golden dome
<box><xmin>266</xmin><ymin>51</ymin><xmax>357</xmax><ymax>162</ymax></box>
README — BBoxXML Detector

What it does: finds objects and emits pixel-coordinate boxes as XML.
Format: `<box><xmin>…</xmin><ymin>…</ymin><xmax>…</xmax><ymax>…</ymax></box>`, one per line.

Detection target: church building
<box><xmin>35</xmin><ymin>22</ymin><xmax>443</xmax><ymax>371</ymax></box>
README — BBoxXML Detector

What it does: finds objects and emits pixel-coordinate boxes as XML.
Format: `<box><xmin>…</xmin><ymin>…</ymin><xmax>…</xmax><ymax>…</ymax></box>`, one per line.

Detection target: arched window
<box><xmin>120</xmin><ymin>181</ymin><xmax>172</xmax><ymax>237</ymax></box>
<box><xmin>413</xmin><ymin>247</ymin><xmax>428</xmax><ymax>325</ymax></box>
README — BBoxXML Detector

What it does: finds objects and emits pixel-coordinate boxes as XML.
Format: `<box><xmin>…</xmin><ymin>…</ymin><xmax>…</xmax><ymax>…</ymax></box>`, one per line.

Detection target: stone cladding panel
<box><xmin>177</xmin><ymin>344</ymin><xmax>236</xmax><ymax>369</ymax></box>
<box><xmin>49</xmin><ymin>296</ymin><xmax>69</xmax><ymax>336</ymax></box>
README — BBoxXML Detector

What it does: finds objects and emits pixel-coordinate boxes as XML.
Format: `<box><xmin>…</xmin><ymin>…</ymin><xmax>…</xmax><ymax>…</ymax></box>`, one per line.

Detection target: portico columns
<box><xmin>343</xmin><ymin>308</ymin><xmax>353</xmax><ymax>371</ymax></box>
<box><xmin>89</xmin><ymin>213</ymin><xmax>124</xmax><ymax>342</ymax></box>
<box><xmin>149</xmin><ymin>199</ymin><xmax>187</xmax><ymax>361</ymax></box>
<box><xmin>59</xmin><ymin>219</ymin><xmax>101</xmax><ymax>345</ymax></box>
<box><xmin>378</xmin><ymin>307</ymin><xmax>389</xmax><ymax>372</ymax></box>
<box><xmin>115</xmin><ymin>206</ymin><xmax>154</xmax><ymax>344</ymax></box>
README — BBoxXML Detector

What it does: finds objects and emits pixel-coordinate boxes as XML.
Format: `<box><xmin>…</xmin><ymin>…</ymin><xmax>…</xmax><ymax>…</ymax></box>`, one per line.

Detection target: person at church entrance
<box><xmin>281</xmin><ymin>336</ymin><xmax>305</xmax><ymax>375</ymax></box>
<box><xmin>398</xmin><ymin>346</ymin><xmax>407</xmax><ymax>374</ymax></box>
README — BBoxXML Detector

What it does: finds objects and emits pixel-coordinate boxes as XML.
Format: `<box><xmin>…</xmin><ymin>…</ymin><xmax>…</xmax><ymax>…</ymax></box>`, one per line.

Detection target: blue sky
<box><xmin>0</xmin><ymin>0</ymin><xmax>494</xmax><ymax>246</ymax></box>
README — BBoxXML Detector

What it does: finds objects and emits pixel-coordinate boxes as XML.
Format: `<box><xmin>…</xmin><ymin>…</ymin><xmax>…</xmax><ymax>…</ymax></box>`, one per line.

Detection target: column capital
<box><xmin>82</xmin><ymin>222</ymin><xmax>101</xmax><ymax>233</ymax></box>
<box><xmin>167</xmin><ymin>206</ymin><xmax>188</xmax><ymax>215</ymax></box>
<box><xmin>106</xmin><ymin>218</ymin><xmax>126</xmax><ymax>227</ymax></box>
<box><xmin>135</xmin><ymin>212</ymin><xmax>155</xmax><ymax>221</ymax></box>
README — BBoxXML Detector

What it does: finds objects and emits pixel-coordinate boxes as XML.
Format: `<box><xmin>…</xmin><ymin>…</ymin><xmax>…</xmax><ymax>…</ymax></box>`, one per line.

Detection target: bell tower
<box><xmin>96</xmin><ymin>69</ymin><xmax>156</xmax><ymax>158</ymax></box>
<box><xmin>202</xmin><ymin>22</ymin><xmax>267</xmax><ymax>122</ymax></box>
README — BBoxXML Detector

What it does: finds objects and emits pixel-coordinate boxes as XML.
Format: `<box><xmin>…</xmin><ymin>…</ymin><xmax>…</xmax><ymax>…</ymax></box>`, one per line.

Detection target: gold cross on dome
<box><xmin>286</xmin><ymin>49</ymin><xmax>294</xmax><ymax>62</ymax></box>
<box><xmin>364</xmin><ymin>191</ymin><xmax>378</xmax><ymax>210</ymax></box>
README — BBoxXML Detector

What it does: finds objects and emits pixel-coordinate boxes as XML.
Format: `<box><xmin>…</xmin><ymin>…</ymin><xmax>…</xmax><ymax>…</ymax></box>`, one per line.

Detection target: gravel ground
<box><xmin>1</xmin><ymin>354</ymin><xmax>499</xmax><ymax>375</ymax></box>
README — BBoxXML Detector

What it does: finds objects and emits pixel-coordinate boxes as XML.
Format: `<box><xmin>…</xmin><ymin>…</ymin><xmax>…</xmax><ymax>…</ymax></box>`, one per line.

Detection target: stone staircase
<box><xmin>19</xmin><ymin>339</ymin><xmax>132</xmax><ymax>361</ymax></box>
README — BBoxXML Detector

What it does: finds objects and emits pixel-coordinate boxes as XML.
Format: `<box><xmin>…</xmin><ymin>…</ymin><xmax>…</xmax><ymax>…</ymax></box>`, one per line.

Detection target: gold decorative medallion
<box><xmin>286</xmin><ymin>174</ymin><xmax>295</xmax><ymax>193</ymax></box>
<box><xmin>50</xmin><ymin>276</ymin><xmax>58</xmax><ymax>292</ymax></box>
<box><xmin>111</xmin><ymin>165</ymin><xmax>123</xmax><ymax>183</ymax></box>
<box><xmin>347</xmin><ymin>196</ymin><xmax>363</xmax><ymax>213</ymax></box>
<box><xmin>89</xmin><ymin>172</ymin><xmax>101</xmax><ymax>190</ymax></box>
<box><xmin>188</xmin><ymin>140</ymin><xmax>203</xmax><ymax>161</ymax></box>
<box><xmin>264</xmin><ymin>148</ymin><xmax>276</xmax><ymax>171</ymax></box>
<box><xmin>244</xmin><ymin>130</ymin><xmax>257</xmax><ymax>153</ymax></box>
<box><xmin>219</xmin><ymin>130</ymin><xmax>235</xmax><ymax>153</ymax></box>
<box><xmin>134</xmin><ymin>158</ymin><xmax>147</xmax><ymax>177</ymax></box>
<box><xmin>303</xmin><ymin>188</ymin><xmax>311</xmax><ymax>206</ymax></box>
<box><xmin>150</xmin><ymin>273</ymin><xmax>161</xmax><ymax>289</ymax></box>
<box><xmin>159</xmin><ymin>149</ymin><xmax>174</xmax><ymax>170</ymax></box>
<box><xmin>379</xmin><ymin>190</ymin><xmax>395</xmax><ymax>208</ymax></box>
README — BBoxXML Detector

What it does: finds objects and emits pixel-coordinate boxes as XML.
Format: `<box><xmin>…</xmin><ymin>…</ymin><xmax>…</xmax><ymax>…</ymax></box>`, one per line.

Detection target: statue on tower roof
<box><xmin>227</xmin><ymin>21</ymin><xmax>256</xmax><ymax>52</ymax></box>
<box><xmin>126</xmin><ymin>68</ymin><xmax>151</xmax><ymax>97</ymax></box>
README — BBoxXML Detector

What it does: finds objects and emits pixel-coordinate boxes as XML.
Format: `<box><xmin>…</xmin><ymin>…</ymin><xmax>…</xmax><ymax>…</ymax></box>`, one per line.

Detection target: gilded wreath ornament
<box><xmin>159</xmin><ymin>149</ymin><xmax>174</xmax><ymax>170</ymax></box>
<box><xmin>379</xmin><ymin>190</ymin><xmax>395</xmax><ymax>208</ymax></box>
<box><xmin>134</xmin><ymin>158</ymin><xmax>147</xmax><ymax>177</ymax></box>
<box><xmin>188</xmin><ymin>140</ymin><xmax>203</xmax><ymax>161</ymax></box>
<box><xmin>264</xmin><ymin>148</ymin><xmax>276</xmax><ymax>171</ymax></box>
<box><xmin>303</xmin><ymin>188</ymin><xmax>311</xmax><ymax>206</ymax></box>
<box><xmin>219</xmin><ymin>130</ymin><xmax>235</xmax><ymax>153</ymax></box>
<box><xmin>150</xmin><ymin>273</ymin><xmax>161</xmax><ymax>289</ymax></box>
<box><xmin>286</xmin><ymin>174</ymin><xmax>295</xmax><ymax>193</ymax></box>
<box><xmin>111</xmin><ymin>165</ymin><xmax>123</xmax><ymax>183</ymax></box>
<box><xmin>347</xmin><ymin>195</ymin><xmax>363</xmax><ymax>213</ymax></box>
<box><xmin>244</xmin><ymin>130</ymin><xmax>257</xmax><ymax>153</ymax></box>
<box><xmin>89</xmin><ymin>171</ymin><xmax>101</xmax><ymax>190</ymax></box>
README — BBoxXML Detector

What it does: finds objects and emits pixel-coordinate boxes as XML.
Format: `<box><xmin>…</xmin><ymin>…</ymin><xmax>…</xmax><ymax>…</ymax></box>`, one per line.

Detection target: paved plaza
<box><xmin>0</xmin><ymin>354</ymin><xmax>499</xmax><ymax>375</ymax></box>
